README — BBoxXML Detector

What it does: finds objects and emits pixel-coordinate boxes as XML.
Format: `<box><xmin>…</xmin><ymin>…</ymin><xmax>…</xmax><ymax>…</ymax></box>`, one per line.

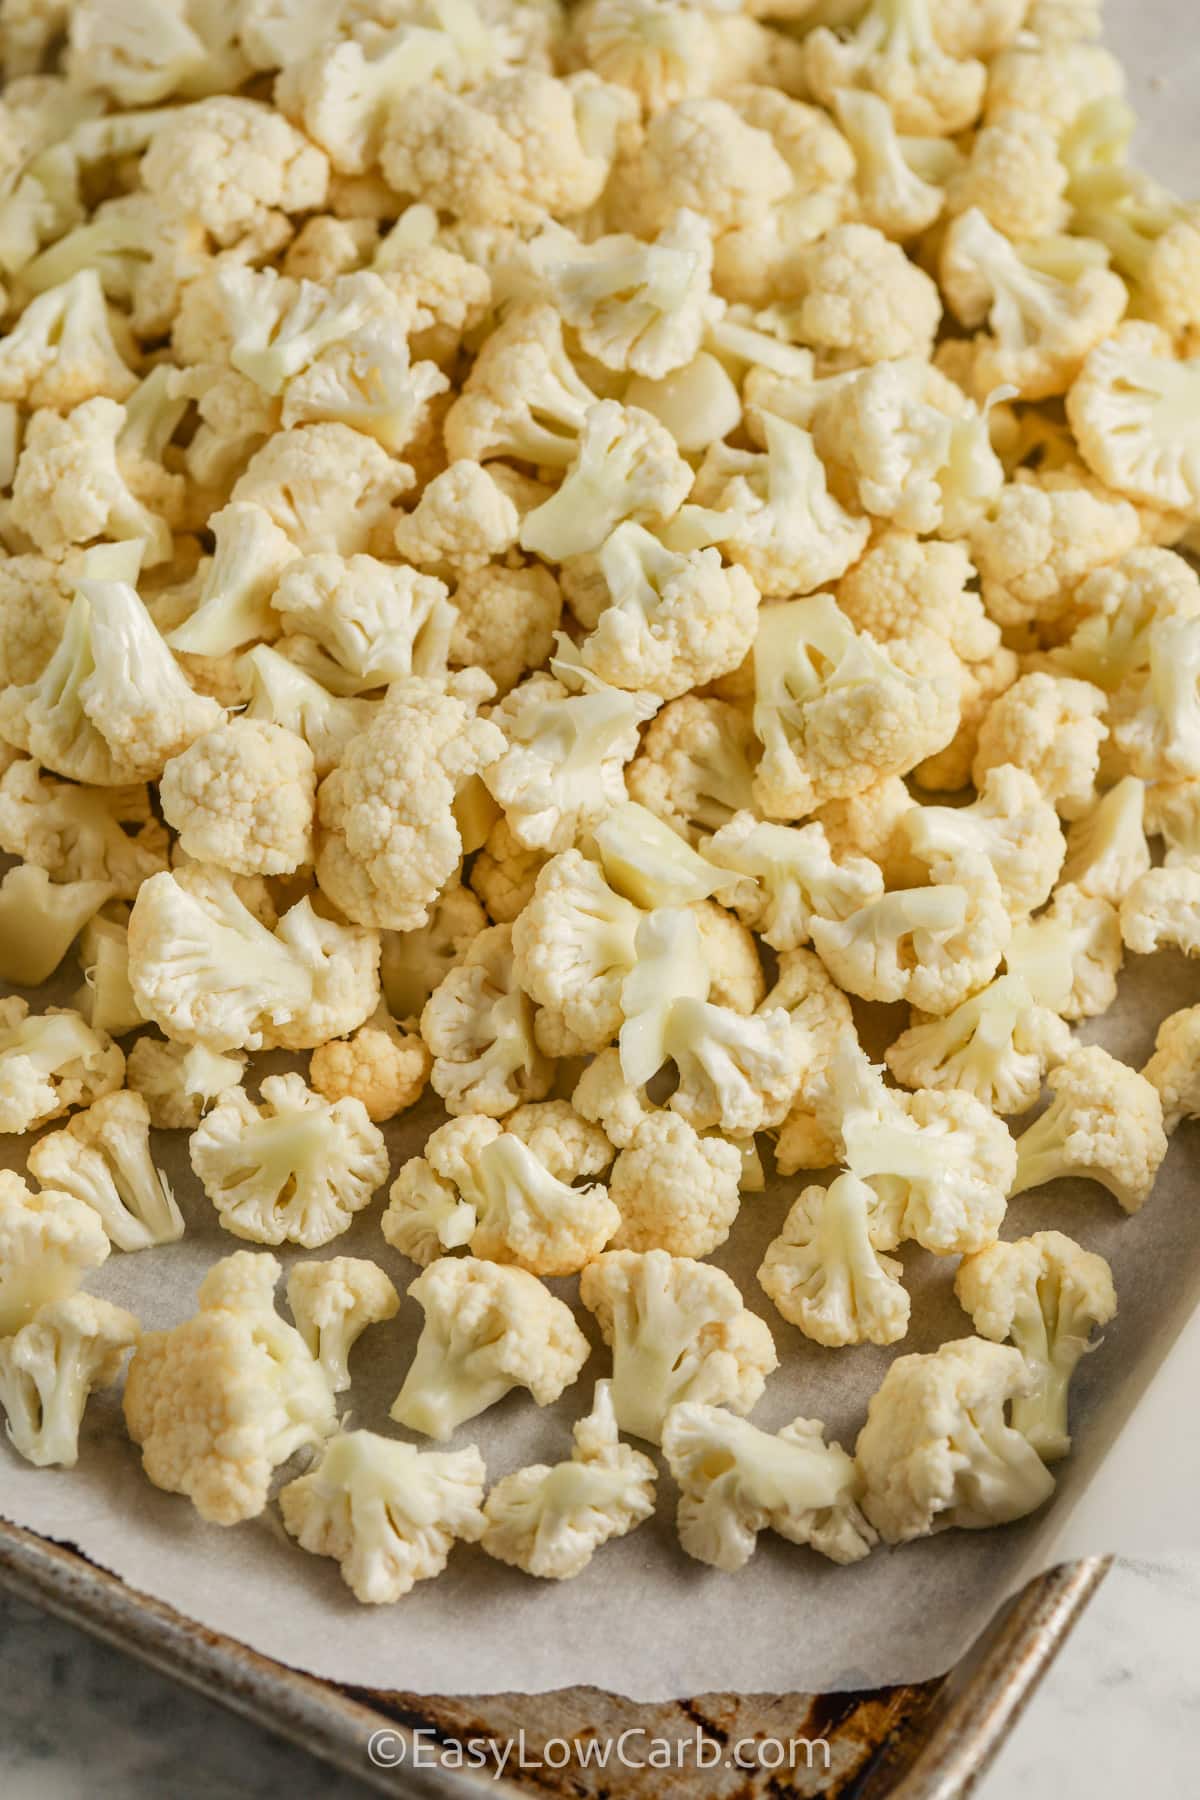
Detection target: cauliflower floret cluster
<box><xmin>0</xmin><ymin>0</ymin><xmax>1179</xmax><ymax>1614</ymax></box>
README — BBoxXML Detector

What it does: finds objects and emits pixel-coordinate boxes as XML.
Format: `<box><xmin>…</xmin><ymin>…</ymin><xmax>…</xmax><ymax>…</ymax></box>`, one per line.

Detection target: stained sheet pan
<box><xmin>0</xmin><ymin>1519</ymin><xmax>1108</xmax><ymax>1798</ymax></box>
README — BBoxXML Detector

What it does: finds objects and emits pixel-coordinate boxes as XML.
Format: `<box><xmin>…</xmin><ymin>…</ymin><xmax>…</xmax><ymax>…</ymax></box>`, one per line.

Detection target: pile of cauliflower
<box><xmin>0</xmin><ymin>0</ymin><xmax>1197</xmax><ymax>1604</ymax></box>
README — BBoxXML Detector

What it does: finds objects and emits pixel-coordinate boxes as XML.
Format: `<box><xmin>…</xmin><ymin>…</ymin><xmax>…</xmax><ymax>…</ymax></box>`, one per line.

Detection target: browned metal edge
<box><xmin>0</xmin><ymin>1517</ymin><xmax>1108</xmax><ymax>1799</ymax></box>
<box><xmin>856</xmin><ymin>1556</ymin><xmax>1112</xmax><ymax>1799</ymax></box>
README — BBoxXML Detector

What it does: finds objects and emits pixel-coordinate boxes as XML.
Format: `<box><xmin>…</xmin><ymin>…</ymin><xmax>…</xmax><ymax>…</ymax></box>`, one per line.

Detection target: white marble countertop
<box><xmin>1</xmin><ymin>1555</ymin><xmax>1196</xmax><ymax>1798</ymax></box>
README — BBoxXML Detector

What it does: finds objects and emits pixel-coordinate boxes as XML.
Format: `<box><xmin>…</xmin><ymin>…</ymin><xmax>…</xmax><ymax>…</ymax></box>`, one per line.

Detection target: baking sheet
<box><xmin>0</xmin><ymin>940</ymin><xmax>1195</xmax><ymax>1699</ymax></box>
<box><xmin>1</xmin><ymin>0</ymin><xmax>1199</xmax><ymax>1704</ymax></box>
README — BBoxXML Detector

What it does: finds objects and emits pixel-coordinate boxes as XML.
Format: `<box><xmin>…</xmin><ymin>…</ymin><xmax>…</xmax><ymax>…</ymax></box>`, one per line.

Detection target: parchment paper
<box><xmin>1</xmin><ymin>3</ymin><xmax>1199</xmax><ymax>1699</ymax></box>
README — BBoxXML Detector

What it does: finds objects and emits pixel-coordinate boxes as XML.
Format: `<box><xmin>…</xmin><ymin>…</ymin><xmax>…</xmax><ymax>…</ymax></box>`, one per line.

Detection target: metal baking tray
<box><xmin>0</xmin><ymin>1517</ymin><xmax>1108</xmax><ymax>1797</ymax></box>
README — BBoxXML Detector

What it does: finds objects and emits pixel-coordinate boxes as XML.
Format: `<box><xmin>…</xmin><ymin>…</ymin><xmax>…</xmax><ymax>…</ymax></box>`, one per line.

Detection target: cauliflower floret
<box><xmin>592</xmin><ymin>800</ymin><xmax>737</xmax><ymax>912</ymax></box>
<box><xmin>814</xmin><ymin>774</ymin><xmax>923</xmax><ymax>888</ymax></box>
<box><xmin>240</xmin><ymin>644</ymin><xmax>377</xmax><ymax>777</ymax></box>
<box><xmin>72</xmin><ymin>907</ymin><xmax>143</xmax><ymax>1038</ymax></box>
<box><xmin>385</xmin><ymin>1107</ymin><xmax>617</xmax><ymax>1276</ymax></box>
<box><xmin>607</xmin><ymin>1111</ymin><xmax>741</xmax><ymax>1257</ymax></box>
<box><xmin>1067</xmin><ymin>323</ymin><xmax>1200</xmax><ymax>519</ymax></box>
<box><xmin>1071</xmin><ymin>153</ymin><xmax>1200</xmax><ymax>340</ymax></box>
<box><xmin>832</xmin><ymin>88</ymin><xmax>956</xmax><ymax>242</ymax></box>
<box><xmin>1060</xmin><ymin>777</ymin><xmax>1151</xmax><ymax>903</ymax></box>
<box><xmin>285</xmin><ymin>1257</ymin><xmax>400</xmax><ymax>1394</ymax></box>
<box><xmin>421</xmin><ymin>922</ymin><xmax>552</xmax><ymax>1116</ymax></box>
<box><xmin>484</xmin><ymin>667</ymin><xmax>658</xmax><ymax>854</ymax></box>
<box><xmin>662</xmin><ymin>1404</ymin><xmax>875</xmax><ymax>1572</ymax></box>
<box><xmin>275</xmin><ymin>20</ymin><xmax>486</xmax><ymax>178</ymax></box>
<box><xmin>479</xmin><ymin>1380</ymin><xmax>655</xmax><ymax>1581</ymax></box>
<box><xmin>812</xmin><ymin>360</ymin><xmax>1003</xmax><ymax>539</ymax></box>
<box><xmin>702</xmin><ymin>813</ymin><xmax>884</xmax><ymax>953</ymax></box>
<box><xmin>391</xmin><ymin>1255</ymin><xmax>590</xmax><ymax>1439</ymax></box>
<box><xmin>758</xmin><ymin>1172</ymin><xmax>909</xmax><ymax>1348</ymax></box>
<box><xmin>618</xmin><ymin>908</ymin><xmax>801</xmax><ymax>1134</ymax></box>
<box><xmin>840</xmin><ymin>1076</ymin><xmax>1016</xmax><ymax>1255</ymax></box>
<box><xmin>0</xmin><ymin>270</ymin><xmax>136</xmax><ymax>409</ymax></box>
<box><xmin>902</xmin><ymin>764</ymin><xmax>1065</xmax><ymax>920</ymax></box>
<box><xmin>309</xmin><ymin>1009</ymin><xmax>430</xmax><ymax>1124</ymax></box>
<box><xmin>1143</xmin><ymin>1005</ymin><xmax>1200</xmax><ymax>1132</ymax></box>
<box><xmin>279</xmin><ymin>1430</ymin><xmax>484</xmax><ymax>1605</ymax></box>
<box><xmin>972</xmin><ymin>673</ymin><xmax>1108</xmax><ymax>821</ymax></box>
<box><xmin>449</xmin><ymin>562</ymin><xmax>562</xmax><ymax>698</ymax></box>
<box><xmin>986</xmin><ymin>37</ymin><xmax>1123</xmax><ymax>133</ymax></box>
<box><xmin>164</xmin><ymin>500</ymin><xmax>297</xmax><ymax>659</ymax></box>
<box><xmin>159</xmin><ymin>720</ymin><xmax>315</xmax><ymax>878</ymax></box>
<box><xmin>0</xmin><ymin>572</ymin><xmax>223</xmax><ymax>789</ymax></box>
<box><xmin>9</xmin><ymin>399</ymin><xmax>173</xmax><ymax>565</ymax></box>
<box><xmin>946</xmin><ymin>110</ymin><xmax>1068</xmax><ymax>242</ymax></box>
<box><xmin>519</xmin><ymin>401</ymin><xmax>692</xmax><ymax>562</ymax></box>
<box><xmin>231</xmin><ymin>423</ymin><xmax>413</xmax><ymax>555</ymax></box>
<box><xmin>1049</xmin><ymin>549</ymin><xmax>1200</xmax><ymax>694</ymax></box>
<box><xmin>66</xmin><ymin>0</ymin><xmax>248</xmax><ymax>104</ymax></box>
<box><xmin>189</xmin><ymin>1071</ymin><xmax>388</xmax><ymax>1249</ymax></box>
<box><xmin>1006</xmin><ymin>883</ymin><xmax>1123</xmax><ymax>1021</ymax></box>
<box><xmin>467</xmin><ymin>822</ymin><xmax>544</xmax><ymax>929</ymax></box>
<box><xmin>855</xmin><ymin>1336</ymin><xmax>1056</xmax><ymax>1543</ymax></box>
<box><xmin>128</xmin><ymin>867</ymin><xmax>380</xmax><ymax>1054</ymax></box>
<box><xmin>804</xmin><ymin>0</ymin><xmax>986</xmax><ymax>137</ymax></box>
<box><xmin>380</xmin><ymin>70</ymin><xmax>631</xmax><ymax>226</ymax></box>
<box><xmin>514</xmin><ymin>210</ymin><xmax>721</xmax><ymax>380</ymax></box>
<box><xmin>27</xmin><ymin>1089</ymin><xmax>182</xmax><ymax>1253</ymax></box>
<box><xmin>1146</xmin><ymin>779</ymin><xmax>1200</xmax><ymax>862</ymax></box>
<box><xmin>579</xmin><ymin>1248</ymin><xmax>776</xmax><ymax>1444</ymax></box>
<box><xmin>627</xmin><ymin>695</ymin><xmax>759</xmax><ymax>842</ymax></box>
<box><xmin>141</xmin><ymin>96</ymin><xmax>328</xmax><ymax>247</ymax></box>
<box><xmin>915</xmin><ymin>644</ymin><xmax>1021</xmax><ymax>795</ymax></box>
<box><xmin>0</xmin><ymin>863</ymin><xmax>115</xmax><ymax>988</ymax></box>
<box><xmin>1110</xmin><ymin>617</ymin><xmax>1200</xmax><ymax>783</ymax></box>
<box><xmin>124</xmin><ymin>1249</ymin><xmax>335</xmax><ymax>1525</ymax></box>
<box><xmin>939</xmin><ymin>209</ymin><xmax>1126</xmax><ymax>402</ymax></box>
<box><xmin>955</xmin><ymin>1231</ymin><xmax>1116</xmax><ymax>1462</ymax></box>
<box><xmin>392</xmin><ymin>461</ymin><xmax>518</xmax><ymax>577</ymax></box>
<box><xmin>125</xmin><ymin>1037</ymin><xmax>246</xmax><ymax>1131</ymax></box>
<box><xmin>0</xmin><ymin>556</ymin><xmax>73</xmax><ymax>688</ymax></box>
<box><xmin>760</xmin><ymin>948</ymin><xmax>854</xmax><ymax>1175</ymax></box>
<box><xmin>444</xmin><ymin>303</ymin><xmax>598</xmax><ymax>467</ymax></box>
<box><xmin>0</xmin><ymin>1291</ymin><xmax>139</xmax><ymax>1470</ymax></box>
<box><xmin>751</xmin><ymin>595</ymin><xmax>959</xmax><ymax>821</ymax></box>
<box><xmin>1119</xmin><ymin>864</ymin><xmax>1200</xmax><ymax>958</ymax></box>
<box><xmin>316</xmin><ymin>673</ymin><xmax>504</xmax><ymax>930</ymax></box>
<box><xmin>969</xmin><ymin>470</ymin><xmax>1142</xmax><ymax>633</ymax></box>
<box><xmin>272</xmin><ymin>552</ymin><xmax>455</xmax><ymax>691</ymax></box>
<box><xmin>1010</xmin><ymin>1044</ymin><xmax>1166</xmax><ymax>1213</ymax></box>
<box><xmin>0</xmin><ymin>998</ymin><xmax>123</xmax><ymax>1137</ymax></box>
<box><xmin>771</xmin><ymin>224</ymin><xmax>942</xmax><ymax>368</ymax></box>
<box><xmin>836</xmin><ymin>531</ymin><xmax>998</xmax><ymax>665</ymax></box>
<box><xmin>0</xmin><ymin>1169</ymin><xmax>111</xmax><ymax>1336</ymax></box>
<box><xmin>564</xmin><ymin>522</ymin><xmax>758</xmax><ymax>702</ymax></box>
<box><xmin>606</xmin><ymin>96</ymin><xmax>791</xmax><ymax>239</ymax></box>
<box><xmin>886</xmin><ymin>974</ymin><xmax>1071</xmax><ymax>1116</ymax></box>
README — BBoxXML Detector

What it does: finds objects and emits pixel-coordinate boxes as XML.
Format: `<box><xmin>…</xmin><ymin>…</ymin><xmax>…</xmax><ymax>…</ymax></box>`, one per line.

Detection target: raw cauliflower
<box><xmin>159</xmin><ymin>720</ymin><xmax>316</xmax><ymax>877</ymax></box>
<box><xmin>0</xmin><ymin>997</ymin><xmax>124</xmax><ymax>1137</ymax></box>
<box><xmin>141</xmin><ymin>96</ymin><xmax>329</xmax><ymax>247</ymax></box>
<box><xmin>1143</xmin><ymin>1005</ymin><xmax>1200</xmax><ymax>1132</ymax></box>
<box><xmin>316</xmin><ymin>673</ymin><xmax>505</xmax><ymax>930</ymax></box>
<box><xmin>972</xmin><ymin>673</ymin><xmax>1108</xmax><ymax>821</ymax></box>
<box><xmin>0</xmin><ymin>1169</ymin><xmax>111</xmax><ymax>1336</ymax></box>
<box><xmin>285</xmin><ymin>1258</ymin><xmax>400</xmax><ymax>1395</ymax></box>
<box><xmin>855</xmin><ymin>1336</ymin><xmax>1055</xmax><ymax>1543</ymax></box>
<box><xmin>123</xmin><ymin>1250</ymin><xmax>336</xmax><ymax>1525</ymax></box>
<box><xmin>390</xmin><ymin>1255</ymin><xmax>591</xmax><ymax>1440</ymax></box>
<box><xmin>758</xmin><ymin>1172</ymin><xmax>910</xmax><ymax>1348</ymax></box>
<box><xmin>189</xmin><ymin>1071</ymin><xmax>389</xmax><ymax>1249</ymax></box>
<box><xmin>421</xmin><ymin>922</ymin><xmax>552</xmax><ymax>1116</ymax></box>
<box><xmin>662</xmin><ymin>1405</ymin><xmax>876</xmax><ymax>1572</ymax></box>
<box><xmin>383</xmin><ymin>1106</ymin><xmax>617</xmax><ymax>1277</ymax></box>
<box><xmin>579</xmin><ymin>1247</ymin><xmax>777</xmax><ymax>1445</ymax></box>
<box><xmin>479</xmin><ymin>1380</ymin><xmax>656</xmax><ymax>1581</ymax></box>
<box><xmin>1010</xmin><ymin>1044</ymin><xmax>1167</xmax><ymax>1213</ymax></box>
<box><xmin>309</xmin><ymin>1009</ymin><xmax>430</xmax><ymax>1124</ymax></box>
<box><xmin>280</xmin><ymin>1431</ymin><xmax>486</xmax><ymax>1604</ymax></box>
<box><xmin>608</xmin><ymin>1111</ymin><xmax>743</xmax><ymax>1257</ymax></box>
